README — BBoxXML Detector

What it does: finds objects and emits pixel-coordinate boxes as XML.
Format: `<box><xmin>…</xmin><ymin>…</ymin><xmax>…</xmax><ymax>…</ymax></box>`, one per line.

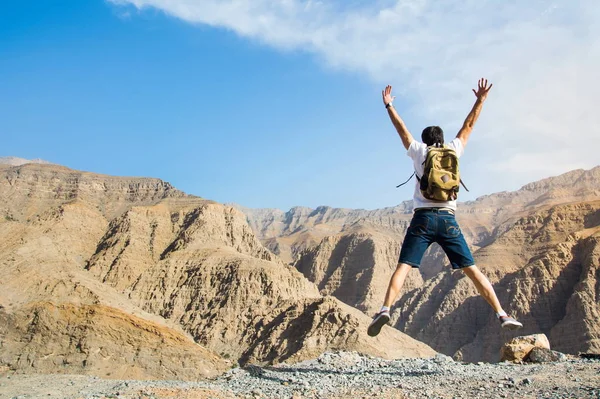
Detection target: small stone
<box><xmin>527</xmin><ymin>347</ymin><xmax>567</xmax><ymax>363</ymax></box>
<box><xmin>434</xmin><ymin>354</ymin><xmax>453</xmax><ymax>363</ymax></box>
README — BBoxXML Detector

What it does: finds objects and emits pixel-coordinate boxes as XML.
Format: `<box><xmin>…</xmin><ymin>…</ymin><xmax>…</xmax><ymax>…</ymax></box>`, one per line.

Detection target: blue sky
<box><xmin>2</xmin><ymin>1</ymin><xmax>599</xmax><ymax>211</ymax></box>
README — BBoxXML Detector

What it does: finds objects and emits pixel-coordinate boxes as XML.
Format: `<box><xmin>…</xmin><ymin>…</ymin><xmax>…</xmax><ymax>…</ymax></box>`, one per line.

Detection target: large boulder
<box><xmin>500</xmin><ymin>334</ymin><xmax>550</xmax><ymax>362</ymax></box>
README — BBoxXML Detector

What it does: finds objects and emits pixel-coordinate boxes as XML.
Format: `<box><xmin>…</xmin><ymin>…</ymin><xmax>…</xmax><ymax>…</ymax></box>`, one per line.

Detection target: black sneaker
<box><xmin>367</xmin><ymin>310</ymin><xmax>390</xmax><ymax>337</ymax></box>
<box><xmin>499</xmin><ymin>315</ymin><xmax>523</xmax><ymax>330</ymax></box>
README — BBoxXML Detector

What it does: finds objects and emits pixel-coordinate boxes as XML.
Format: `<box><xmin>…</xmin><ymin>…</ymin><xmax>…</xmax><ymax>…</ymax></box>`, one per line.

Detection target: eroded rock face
<box><xmin>238</xmin><ymin>202</ymin><xmax>415</xmax><ymax>264</ymax></box>
<box><xmin>87</xmin><ymin>215</ymin><xmax>435</xmax><ymax>364</ymax></box>
<box><xmin>237</xmin><ymin>296</ymin><xmax>435</xmax><ymax>365</ymax></box>
<box><xmin>86</xmin><ymin>203</ymin><xmax>274</xmax><ymax>292</ymax></box>
<box><xmin>0</xmin><ymin>302</ymin><xmax>229</xmax><ymax>380</ymax></box>
<box><xmin>294</xmin><ymin>229</ymin><xmax>422</xmax><ymax>315</ymax></box>
<box><xmin>0</xmin><ymin>163</ymin><xmax>187</xmax><ymax>222</ymax></box>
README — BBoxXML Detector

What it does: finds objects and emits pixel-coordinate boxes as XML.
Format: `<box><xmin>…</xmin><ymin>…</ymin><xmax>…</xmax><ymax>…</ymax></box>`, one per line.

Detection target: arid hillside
<box><xmin>0</xmin><ymin>162</ymin><xmax>435</xmax><ymax>380</ymax></box>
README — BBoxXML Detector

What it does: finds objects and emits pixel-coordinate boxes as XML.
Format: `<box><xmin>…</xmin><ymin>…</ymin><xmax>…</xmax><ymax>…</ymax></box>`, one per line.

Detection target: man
<box><xmin>367</xmin><ymin>78</ymin><xmax>522</xmax><ymax>337</ymax></box>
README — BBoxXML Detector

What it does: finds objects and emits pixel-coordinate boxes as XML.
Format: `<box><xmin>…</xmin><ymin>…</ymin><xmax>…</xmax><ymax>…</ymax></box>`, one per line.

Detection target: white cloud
<box><xmin>109</xmin><ymin>0</ymin><xmax>600</xmax><ymax>198</ymax></box>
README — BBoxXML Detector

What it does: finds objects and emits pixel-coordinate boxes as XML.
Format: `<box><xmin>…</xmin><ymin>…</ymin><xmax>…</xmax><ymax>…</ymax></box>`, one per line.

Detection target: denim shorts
<box><xmin>399</xmin><ymin>208</ymin><xmax>475</xmax><ymax>269</ymax></box>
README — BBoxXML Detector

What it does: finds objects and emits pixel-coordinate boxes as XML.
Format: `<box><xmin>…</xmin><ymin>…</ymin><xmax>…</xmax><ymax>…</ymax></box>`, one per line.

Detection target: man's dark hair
<box><xmin>421</xmin><ymin>126</ymin><xmax>444</xmax><ymax>146</ymax></box>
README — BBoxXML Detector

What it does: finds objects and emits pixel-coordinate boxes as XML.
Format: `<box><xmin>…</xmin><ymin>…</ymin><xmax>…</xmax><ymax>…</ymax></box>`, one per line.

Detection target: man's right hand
<box><xmin>382</xmin><ymin>85</ymin><xmax>414</xmax><ymax>149</ymax></box>
<box><xmin>457</xmin><ymin>78</ymin><xmax>492</xmax><ymax>147</ymax></box>
<box><xmin>382</xmin><ymin>85</ymin><xmax>396</xmax><ymax>107</ymax></box>
<box><xmin>472</xmin><ymin>78</ymin><xmax>493</xmax><ymax>101</ymax></box>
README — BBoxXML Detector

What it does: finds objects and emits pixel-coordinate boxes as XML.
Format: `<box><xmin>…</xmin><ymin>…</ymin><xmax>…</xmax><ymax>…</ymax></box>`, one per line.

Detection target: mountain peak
<box><xmin>0</xmin><ymin>156</ymin><xmax>54</xmax><ymax>166</ymax></box>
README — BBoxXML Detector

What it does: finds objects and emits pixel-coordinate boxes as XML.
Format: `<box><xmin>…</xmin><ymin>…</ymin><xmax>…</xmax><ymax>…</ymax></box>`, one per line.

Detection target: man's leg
<box><xmin>368</xmin><ymin>262</ymin><xmax>413</xmax><ymax>337</ymax></box>
<box><xmin>462</xmin><ymin>265</ymin><xmax>522</xmax><ymax>329</ymax></box>
<box><xmin>383</xmin><ymin>262</ymin><xmax>413</xmax><ymax>308</ymax></box>
<box><xmin>439</xmin><ymin>213</ymin><xmax>522</xmax><ymax>330</ymax></box>
<box><xmin>461</xmin><ymin>265</ymin><xmax>502</xmax><ymax>312</ymax></box>
<box><xmin>368</xmin><ymin>211</ymin><xmax>431</xmax><ymax>337</ymax></box>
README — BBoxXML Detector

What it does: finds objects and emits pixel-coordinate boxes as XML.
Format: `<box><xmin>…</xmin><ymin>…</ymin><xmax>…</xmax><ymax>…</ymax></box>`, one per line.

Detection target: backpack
<box><xmin>397</xmin><ymin>144</ymin><xmax>468</xmax><ymax>201</ymax></box>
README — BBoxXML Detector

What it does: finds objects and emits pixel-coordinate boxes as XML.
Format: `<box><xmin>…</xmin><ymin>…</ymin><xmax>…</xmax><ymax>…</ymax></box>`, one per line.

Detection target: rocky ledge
<box><xmin>1</xmin><ymin>351</ymin><xmax>599</xmax><ymax>399</ymax></box>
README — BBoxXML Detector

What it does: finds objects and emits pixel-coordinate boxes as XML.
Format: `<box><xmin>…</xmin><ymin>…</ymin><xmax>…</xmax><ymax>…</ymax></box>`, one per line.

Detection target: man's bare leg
<box><xmin>461</xmin><ymin>265</ymin><xmax>503</xmax><ymax>312</ymax></box>
<box><xmin>368</xmin><ymin>262</ymin><xmax>412</xmax><ymax>337</ymax></box>
<box><xmin>462</xmin><ymin>265</ymin><xmax>522</xmax><ymax>329</ymax></box>
<box><xmin>383</xmin><ymin>262</ymin><xmax>413</xmax><ymax>307</ymax></box>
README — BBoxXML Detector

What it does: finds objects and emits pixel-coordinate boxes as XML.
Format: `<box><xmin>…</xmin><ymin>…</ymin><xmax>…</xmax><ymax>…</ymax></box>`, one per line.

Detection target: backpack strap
<box><xmin>396</xmin><ymin>171</ymin><xmax>416</xmax><ymax>188</ymax></box>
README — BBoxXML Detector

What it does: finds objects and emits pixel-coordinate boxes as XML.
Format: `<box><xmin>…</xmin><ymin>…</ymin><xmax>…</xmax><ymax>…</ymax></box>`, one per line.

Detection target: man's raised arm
<box><xmin>383</xmin><ymin>85</ymin><xmax>414</xmax><ymax>150</ymax></box>
<box><xmin>456</xmin><ymin>78</ymin><xmax>493</xmax><ymax>148</ymax></box>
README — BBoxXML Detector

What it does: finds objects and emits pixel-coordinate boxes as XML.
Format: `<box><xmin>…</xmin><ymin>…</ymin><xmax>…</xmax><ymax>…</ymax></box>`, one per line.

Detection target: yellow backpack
<box><xmin>419</xmin><ymin>145</ymin><xmax>464</xmax><ymax>201</ymax></box>
<box><xmin>397</xmin><ymin>144</ymin><xmax>469</xmax><ymax>201</ymax></box>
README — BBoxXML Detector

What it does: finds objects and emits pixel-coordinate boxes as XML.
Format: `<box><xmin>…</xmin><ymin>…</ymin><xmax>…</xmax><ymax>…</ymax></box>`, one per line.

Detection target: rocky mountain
<box><xmin>242</xmin><ymin>166</ymin><xmax>600</xmax><ymax>361</ymax></box>
<box><xmin>0</xmin><ymin>156</ymin><xmax>53</xmax><ymax>166</ymax></box>
<box><xmin>0</xmin><ymin>162</ymin><xmax>435</xmax><ymax>380</ymax></box>
<box><xmin>236</xmin><ymin>202</ymin><xmax>414</xmax><ymax>265</ymax></box>
<box><xmin>243</xmin><ymin>167</ymin><xmax>600</xmax><ymax>251</ymax></box>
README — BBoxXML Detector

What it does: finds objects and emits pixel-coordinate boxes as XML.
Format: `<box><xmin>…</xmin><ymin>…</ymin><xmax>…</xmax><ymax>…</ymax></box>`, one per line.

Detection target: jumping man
<box><xmin>368</xmin><ymin>78</ymin><xmax>523</xmax><ymax>337</ymax></box>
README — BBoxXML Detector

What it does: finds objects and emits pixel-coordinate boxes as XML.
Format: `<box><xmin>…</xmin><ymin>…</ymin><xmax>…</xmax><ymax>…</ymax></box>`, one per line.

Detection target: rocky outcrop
<box><xmin>86</xmin><ymin>203</ymin><xmax>274</xmax><ymax>292</ymax></box>
<box><xmin>238</xmin><ymin>296</ymin><xmax>435</xmax><ymax>365</ymax></box>
<box><xmin>0</xmin><ymin>302</ymin><xmax>228</xmax><ymax>380</ymax></box>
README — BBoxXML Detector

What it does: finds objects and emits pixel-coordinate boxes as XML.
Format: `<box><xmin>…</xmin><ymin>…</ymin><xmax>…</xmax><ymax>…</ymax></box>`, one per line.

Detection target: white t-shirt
<box><xmin>407</xmin><ymin>138</ymin><xmax>464</xmax><ymax>211</ymax></box>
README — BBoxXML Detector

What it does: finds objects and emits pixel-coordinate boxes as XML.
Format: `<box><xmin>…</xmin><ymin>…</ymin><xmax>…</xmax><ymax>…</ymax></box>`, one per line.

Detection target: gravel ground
<box><xmin>1</xmin><ymin>352</ymin><xmax>599</xmax><ymax>399</ymax></box>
